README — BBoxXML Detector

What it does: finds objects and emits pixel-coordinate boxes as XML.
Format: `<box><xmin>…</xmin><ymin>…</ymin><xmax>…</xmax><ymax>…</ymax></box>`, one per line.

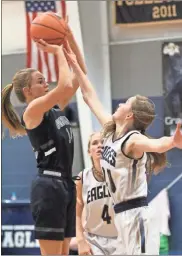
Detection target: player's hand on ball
<box><xmin>36</xmin><ymin>39</ymin><xmax>61</xmax><ymax>54</ymax></box>
<box><xmin>172</xmin><ymin>123</ymin><xmax>182</xmax><ymax>149</ymax></box>
<box><xmin>63</xmin><ymin>40</ymin><xmax>77</xmax><ymax>65</ymax></box>
<box><xmin>63</xmin><ymin>15</ymin><xmax>72</xmax><ymax>36</ymax></box>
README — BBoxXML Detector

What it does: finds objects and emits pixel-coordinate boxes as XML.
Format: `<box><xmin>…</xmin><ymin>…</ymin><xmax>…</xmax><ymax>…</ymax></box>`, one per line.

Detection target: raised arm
<box><xmin>66</xmin><ymin>24</ymin><xmax>87</xmax><ymax>74</ymax></box>
<box><xmin>64</xmin><ymin>42</ymin><xmax>112</xmax><ymax>127</ymax></box>
<box><xmin>23</xmin><ymin>42</ymin><xmax>72</xmax><ymax>129</ymax></box>
<box><xmin>76</xmin><ymin>174</ymin><xmax>93</xmax><ymax>255</ymax></box>
<box><xmin>125</xmin><ymin>123</ymin><xmax>182</xmax><ymax>158</ymax></box>
<box><xmin>57</xmin><ymin>25</ymin><xmax>87</xmax><ymax>109</ymax></box>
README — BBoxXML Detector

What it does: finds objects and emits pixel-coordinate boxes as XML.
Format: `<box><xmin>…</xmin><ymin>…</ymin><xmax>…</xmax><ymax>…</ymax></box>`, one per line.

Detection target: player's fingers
<box><xmin>176</xmin><ymin>122</ymin><xmax>181</xmax><ymax>131</ymax></box>
<box><xmin>36</xmin><ymin>44</ymin><xmax>47</xmax><ymax>53</ymax></box>
<box><xmin>63</xmin><ymin>40</ymin><xmax>69</xmax><ymax>51</ymax></box>
<box><xmin>37</xmin><ymin>39</ymin><xmax>47</xmax><ymax>46</ymax></box>
<box><xmin>64</xmin><ymin>40</ymin><xmax>72</xmax><ymax>53</ymax></box>
<box><xmin>65</xmin><ymin>15</ymin><xmax>69</xmax><ymax>23</ymax></box>
<box><xmin>80</xmin><ymin>252</ymin><xmax>90</xmax><ymax>255</ymax></box>
<box><xmin>90</xmin><ymin>248</ymin><xmax>93</xmax><ymax>255</ymax></box>
<box><xmin>62</xmin><ymin>39</ymin><xmax>66</xmax><ymax>46</ymax></box>
<box><xmin>36</xmin><ymin>42</ymin><xmax>44</xmax><ymax>51</ymax></box>
<box><xmin>63</xmin><ymin>48</ymin><xmax>69</xmax><ymax>58</ymax></box>
<box><xmin>80</xmin><ymin>247</ymin><xmax>93</xmax><ymax>255</ymax></box>
<box><xmin>63</xmin><ymin>48</ymin><xmax>73</xmax><ymax>61</ymax></box>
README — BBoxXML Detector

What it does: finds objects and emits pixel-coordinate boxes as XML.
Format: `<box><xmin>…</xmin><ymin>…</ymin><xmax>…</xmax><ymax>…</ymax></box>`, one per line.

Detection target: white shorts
<box><xmin>114</xmin><ymin>206</ymin><xmax>160</xmax><ymax>255</ymax></box>
<box><xmin>84</xmin><ymin>232</ymin><xmax>117</xmax><ymax>255</ymax></box>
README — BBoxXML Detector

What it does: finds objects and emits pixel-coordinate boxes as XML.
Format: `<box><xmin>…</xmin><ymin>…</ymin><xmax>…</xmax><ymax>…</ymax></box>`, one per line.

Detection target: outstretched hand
<box><xmin>36</xmin><ymin>39</ymin><xmax>61</xmax><ymax>54</ymax></box>
<box><xmin>63</xmin><ymin>40</ymin><xmax>78</xmax><ymax>66</ymax></box>
<box><xmin>172</xmin><ymin>123</ymin><xmax>182</xmax><ymax>149</ymax></box>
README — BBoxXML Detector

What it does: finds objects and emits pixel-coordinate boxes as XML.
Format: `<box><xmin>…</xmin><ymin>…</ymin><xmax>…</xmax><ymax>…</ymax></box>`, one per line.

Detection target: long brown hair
<box><xmin>2</xmin><ymin>68</ymin><xmax>36</xmax><ymax>137</ymax></box>
<box><xmin>102</xmin><ymin>95</ymin><xmax>167</xmax><ymax>173</ymax></box>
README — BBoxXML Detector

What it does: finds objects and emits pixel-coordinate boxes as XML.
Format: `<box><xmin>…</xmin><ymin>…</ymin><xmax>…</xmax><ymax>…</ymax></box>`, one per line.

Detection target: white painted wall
<box><xmin>2</xmin><ymin>1</ymin><xmax>26</xmax><ymax>54</ymax></box>
<box><xmin>66</xmin><ymin>1</ymin><xmax>93</xmax><ymax>168</ymax></box>
<box><xmin>78</xmin><ymin>1</ymin><xmax>112</xmax><ymax>131</ymax></box>
<box><xmin>110</xmin><ymin>42</ymin><xmax>163</xmax><ymax>98</ymax></box>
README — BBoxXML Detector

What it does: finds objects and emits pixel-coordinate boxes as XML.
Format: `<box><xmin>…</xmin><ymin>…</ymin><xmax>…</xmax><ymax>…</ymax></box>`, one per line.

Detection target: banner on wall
<box><xmin>114</xmin><ymin>0</ymin><xmax>182</xmax><ymax>26</ymax></box>
<box><xmin>162</xmin><ymin>42</ymin><xmax>182</xmax><ymax>136</ymax></box>
<box><xmin>2</xmin><ymin>201</ymin><xmax>40</xmax><ymax>255</ymax></box>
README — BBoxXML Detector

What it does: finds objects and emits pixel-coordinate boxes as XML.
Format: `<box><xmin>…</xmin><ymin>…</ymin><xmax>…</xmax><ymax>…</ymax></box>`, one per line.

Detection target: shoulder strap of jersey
<box><xmin>21</xmin><ymin>108</ymin><xmax>49</xmax><ymax>129</ymax></box>
<box><xmin>121</xmin><ymin>130</ymin><xmax>141</xmax><ymax>151</ymax></box>
<box><xmin>81</xmin><ymin>171</ymin><xmax>84</xmax><ymax>184</ymax></box>
<box><xmin>82</xmin><ymin>168</ymin><xmax>92</xmax><ymax>185</ymax></box>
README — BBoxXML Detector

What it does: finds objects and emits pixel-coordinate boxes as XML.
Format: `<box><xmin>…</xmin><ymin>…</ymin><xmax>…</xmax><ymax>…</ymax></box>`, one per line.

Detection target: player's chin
<box><xmin>95</xmin><ymin>153</ymin><xmax>101</xmax><ymax>159</ymax></box>
<box><xmin>112</xmin><ymin>112</ymin><xmax>118</xmax><ymax>121</ymax></box>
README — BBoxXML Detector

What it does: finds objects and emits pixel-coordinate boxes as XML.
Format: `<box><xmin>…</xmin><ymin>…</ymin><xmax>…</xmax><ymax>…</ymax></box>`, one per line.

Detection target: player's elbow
<box><xmin>56</xmin><ymin>82</ymin><xmax>73</xmax><ymax>96</ymax></box>
<box><xmin>57</xmin><ymin>72</ymin><xmax>72</xmax><ymax>90</ymax></box>
<box><xmin>82</xmin><ymin>93</ymin><xmax>89</xmax><ymax>104</ymax></box>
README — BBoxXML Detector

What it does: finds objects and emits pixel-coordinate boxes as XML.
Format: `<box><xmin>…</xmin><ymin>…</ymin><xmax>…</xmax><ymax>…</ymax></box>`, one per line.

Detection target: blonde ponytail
<box><xmin>2</xmin><ymin>84</ymin><xmax>26</xmax><ymax>137</ymax></box>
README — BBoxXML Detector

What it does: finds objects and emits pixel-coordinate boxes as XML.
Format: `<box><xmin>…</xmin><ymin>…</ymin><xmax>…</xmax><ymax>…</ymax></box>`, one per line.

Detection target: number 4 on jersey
<box><xmin>101</xmin><ymin>204</ymin><xmax>111</xmax><ymax>224</ymax></box>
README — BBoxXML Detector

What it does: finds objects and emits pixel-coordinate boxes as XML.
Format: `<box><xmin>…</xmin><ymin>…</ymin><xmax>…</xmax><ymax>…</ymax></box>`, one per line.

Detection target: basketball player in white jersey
<box><xmin>64</xmin><ymin>43</ymin><xmax>182</xmax><ymax>255</ymax></box>
<box><xmin>76</xmin><ymin>132</ymin><xmax>118</xmax><ymax>255</ymax></box>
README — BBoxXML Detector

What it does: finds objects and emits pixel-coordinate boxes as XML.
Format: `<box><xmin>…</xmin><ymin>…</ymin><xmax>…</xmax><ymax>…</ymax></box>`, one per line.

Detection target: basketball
<box><xmin>30</xmin><ymin>12</ymin><xmax>68</xmax><ymax>45</ymax></box>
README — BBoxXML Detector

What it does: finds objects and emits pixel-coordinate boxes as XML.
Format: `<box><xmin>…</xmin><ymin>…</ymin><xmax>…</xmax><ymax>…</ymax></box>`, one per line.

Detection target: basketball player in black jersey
<box><xmin>2</xmin><ymin>26</ymin><xmax>86</xmax><ymax>255</ymax></box>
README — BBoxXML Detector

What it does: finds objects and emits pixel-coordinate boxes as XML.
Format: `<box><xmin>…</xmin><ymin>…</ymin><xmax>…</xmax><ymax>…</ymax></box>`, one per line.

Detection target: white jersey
<box><xmin>81</xmin><ymin>168</ymin><xmax>117</xmax><ymax>237</ymax></box>
<box><xmin>100</xmin><ymin>131</ymin><xmax>148</xmax><ymax>205</ymax></box>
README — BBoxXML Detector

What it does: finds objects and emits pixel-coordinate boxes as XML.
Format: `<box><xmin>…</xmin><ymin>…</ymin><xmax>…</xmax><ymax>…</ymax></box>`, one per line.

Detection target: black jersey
<box><xmin>22</xmin><ymin>106</ymin><xmax>74</xmax><ymax>178</ymax></box>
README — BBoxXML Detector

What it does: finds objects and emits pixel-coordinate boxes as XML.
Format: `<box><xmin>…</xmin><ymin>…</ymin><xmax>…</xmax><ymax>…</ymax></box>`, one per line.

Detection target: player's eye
<box><xmin>38</xmin><ymin>77</ymin><xmax>46</xmax><ymax>84</ymax></box>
